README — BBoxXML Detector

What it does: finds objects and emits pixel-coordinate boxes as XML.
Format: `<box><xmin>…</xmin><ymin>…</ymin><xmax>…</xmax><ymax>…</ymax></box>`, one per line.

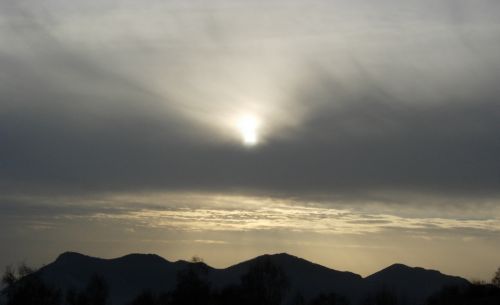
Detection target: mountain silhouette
<box><xmin>364</xmin><ymin>263</ymin><xmax>469</xmax><ymax>304</ymax></box>
<box><xmin>207</xmin><ymin>253</ymin><xmax>364</xmax><ymax>302</ymax></box>
<box><xmin>38</xmin><ymin>252</ymin><xmax>201</xmax><ymax>305</ymax></box>
<box><xmin>26</xmin><ymin>252</ymin><xmax>468</xmax><ymax>305</ymax></box>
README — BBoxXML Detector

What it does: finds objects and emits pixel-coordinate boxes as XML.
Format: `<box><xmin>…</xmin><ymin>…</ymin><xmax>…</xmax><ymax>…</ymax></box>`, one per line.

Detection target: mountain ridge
<box><xmin>29</xmin><ymin>252</ymin><xmax>469</xmax><ymax>305</ymax></box>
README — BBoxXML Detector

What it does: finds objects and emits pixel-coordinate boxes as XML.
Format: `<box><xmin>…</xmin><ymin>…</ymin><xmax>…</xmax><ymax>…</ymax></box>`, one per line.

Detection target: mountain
<box><xmin>38</xmin><ymin>252</ymin><xmax>210</xmax><ymax>305</ymax></box>
<box><xmin>210</xmin><ymin>253</ymin><xmax>363</xmax><ymax>301</ymax></box>
<box><xmin>25</xmin><ymin>252</ymin><xmax>469</xmax><ymax>305</ymax></box>
<box><xmin>364</xmin><ymin>263</ymin><xmax>469</xmax><ymax>304</ymax></box>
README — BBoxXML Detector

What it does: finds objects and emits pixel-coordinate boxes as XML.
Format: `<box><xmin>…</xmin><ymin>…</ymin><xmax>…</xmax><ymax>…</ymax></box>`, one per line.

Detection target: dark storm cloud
<box><xmin>2</xmin><ymin>69</ymin><xmax>499</xmax><ymax>198</ymax></box>
<box><xmin>1</xmin><ymin>0</ymin><xmax>500</xmax><ymax>200</ymax></box>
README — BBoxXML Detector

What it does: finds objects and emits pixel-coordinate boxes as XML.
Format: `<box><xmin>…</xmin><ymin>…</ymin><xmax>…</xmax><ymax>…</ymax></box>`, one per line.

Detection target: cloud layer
<box><xmin>1</xmin><ymin>192</ymin><xmax>499</xmax><ymax>280</ymax></box>
<box><xmin>1</xmin><ymin>0</ymin><xmax>500</xmax><ymax>281</ymax></box>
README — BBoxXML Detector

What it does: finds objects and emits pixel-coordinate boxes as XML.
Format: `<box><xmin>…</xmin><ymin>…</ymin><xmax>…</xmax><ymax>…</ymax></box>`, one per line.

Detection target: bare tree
<box><xmin>492</xmin><ymin>267</ymin><xmax>500</xmax><ymax>288</ymax></box>
<box><xmin>240</xmin><ymin>258</ymin><xmax>289</xmax><ymax>305</ymax></box>
<box><xmin>2</xmin><ymin>266</ymin><xmax>17</xmax><ymax>289</ymax></box>
<box><xmin>1</xmin><ymin>264</ymin><xmax>61</xmax><ymax>305</ymax></box>
<box><xmin>190</xmin><ymin>256</ymin><xmax>204</xmax><ymax>264</ymax></box>
<box><xmin>171</xmin><ymin>267</ymin><xmax>210</xmax><ymax>305</ymax></box>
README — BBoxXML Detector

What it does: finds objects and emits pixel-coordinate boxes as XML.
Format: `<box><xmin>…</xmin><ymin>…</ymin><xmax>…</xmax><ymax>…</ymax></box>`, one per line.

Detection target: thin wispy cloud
<box><xmin>3</xmin><ymin>194</ymin><xmax>499</xmax><ymax>235</ymax></box>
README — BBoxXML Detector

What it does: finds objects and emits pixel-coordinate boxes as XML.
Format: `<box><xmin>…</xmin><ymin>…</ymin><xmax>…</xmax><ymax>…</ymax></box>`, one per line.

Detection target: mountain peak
<box><xmin>373</xmin><ymin>263</ymin><xmax>442</xmax><ymax>277</ymax></box>
<box><xmin>54</xmin><ymin>252</ymin><xmax>169</xmax><ymax>266</ymax></box>
<box><xmin>117</xmin><ymin>253</ymin><xmax>168</xmax><ymax>263</ymax></box>
<box><xmin>363</xmin><ymin>262</ymin><xmax>469</xmax><ymax>305</ymax></box>
<box><xmin>55</xmin><ymin>251</ymin><xmax>91</xmax><ymax>263</ymax></box>
<box><xmin>270</xmin><ymin>252</ymin><xmax>297</xmax><ymax>258</ymax></box>
<box><xmin>385</xmin><ymin>263</ymin><xmax>413</xmax><ymax>271</ymax></box>
<box><xmin>256</xmin><ymin>252</ymin><xmax>297</xmax><ymax>260</ymax></box>
<box><xmin>388</xmin><ymin>263</ymin><xmax>408</xmax><ymax>268</ymax></box>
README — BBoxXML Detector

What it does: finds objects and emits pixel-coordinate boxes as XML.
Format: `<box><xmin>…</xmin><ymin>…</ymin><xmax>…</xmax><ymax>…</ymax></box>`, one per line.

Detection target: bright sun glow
<box><xmin>237</xmin><ymin>115</ymin><xmax>260</xmax><ymax>146</ymax></box>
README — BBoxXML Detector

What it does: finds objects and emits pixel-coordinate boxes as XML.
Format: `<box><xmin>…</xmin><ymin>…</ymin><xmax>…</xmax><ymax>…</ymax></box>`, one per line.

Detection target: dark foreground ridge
<box><xmin>2</xmin><ymin>252</ymin><xmax>495</xmax><ymax>305</ymax></box>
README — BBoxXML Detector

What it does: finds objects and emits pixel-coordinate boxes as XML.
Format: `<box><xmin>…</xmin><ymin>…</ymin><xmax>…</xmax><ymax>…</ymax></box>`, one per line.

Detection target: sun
<box><xmin>237</xmin><ymin>115</ymin><xmax>260</xmax><ymax>146</ymax></box>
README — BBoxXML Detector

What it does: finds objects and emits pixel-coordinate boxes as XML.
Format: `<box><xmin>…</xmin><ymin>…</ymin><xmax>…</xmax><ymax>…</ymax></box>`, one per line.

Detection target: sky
<box><xmin>1</xmin><ymin>0</ymin><xmax>500</xmax><ymax>281</ymax></box>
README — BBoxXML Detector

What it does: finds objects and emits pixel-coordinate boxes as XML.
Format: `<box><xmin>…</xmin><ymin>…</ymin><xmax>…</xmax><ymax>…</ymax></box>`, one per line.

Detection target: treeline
<box><xmin>2</xmin><ymin>260</ymin><xmax>500</xmax><ymax>305</ymax></box>
<box><xmin>1</xmin><ymin>265</ymin><xmax>108</xmax><ymax>305</ymax></box>
<box><xmin>427</xmin><ymin>281</ymin><xmax>500</xmax><ymax>305</ymax></box>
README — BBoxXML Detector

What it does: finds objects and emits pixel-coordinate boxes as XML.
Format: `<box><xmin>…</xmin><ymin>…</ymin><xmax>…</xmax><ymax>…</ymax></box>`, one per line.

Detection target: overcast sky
<box><xmin>1</xmin><ymin>0</ymin><xmax>500</xmax><ymax>280</ymax></box>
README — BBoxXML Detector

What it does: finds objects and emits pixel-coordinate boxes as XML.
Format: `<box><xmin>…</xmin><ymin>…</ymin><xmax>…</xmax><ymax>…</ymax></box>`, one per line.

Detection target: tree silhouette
<box><xmin>65</xmin><ymin>274</ymin><xmax>109</xmax><ymax>305</ymax></box>
<box><xmin>239</xmin><ymin>257</ymin><xmax>289</xmax><ymax>305</ymax></box>
<box><xmin>190</xmin><ymin>256</ymin><xmax>204</xmax><ymax>264</ymax></box>
<box><xmin>171</xmin><ymin>266</ymin><xmax>210</xmax><ymax>305</ymax></box>
<box><xmin>211</xmin><ymin>285</ymin><xmax>241</xmax><ymax>305</ymax></box>
<box><xmin>361</xmin><ymin>289</ymin><xmax>400</xmax><ymax>305</ymax></box>
<box><xmin>492</xmin><ymin>267</ymin><xmax>500</xmax><ymax>288</ymax></box>
<box><xmin>65</xmin><ymin>288</ymin><xmax>80</xmax><ymax>305</ymax></box>
<box><xmin>289</xmin><ymin>293</ymin><xmax>306</xmax><ymax>305</ymax></box>
<box><xmin>1</xmin><ymin>264</ymin><xmax>61</xmax><ymax>305</ymax></box>
<box><xmin>84</xmin><ymin>275</ymin><xmax>109</xmax><ymax>305</ymax></box>
<box><xmin>128</xmin><ymin>291</ymin><xmax>157</xmax><ymax>305</ymax></box>
<box><xmin>427</xmin><ymin>282</ymin><xmax>500</xmax><ymax>305</ymax></box>
<box><xmin>310</xmin><ymin>293</ymin><xmax>350</xmax><ymax>305</ymax></box>
<box><xmin>2</xmin><ymin>266</ymin><xmax>17</xmax><ymax>288</ymax></box>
